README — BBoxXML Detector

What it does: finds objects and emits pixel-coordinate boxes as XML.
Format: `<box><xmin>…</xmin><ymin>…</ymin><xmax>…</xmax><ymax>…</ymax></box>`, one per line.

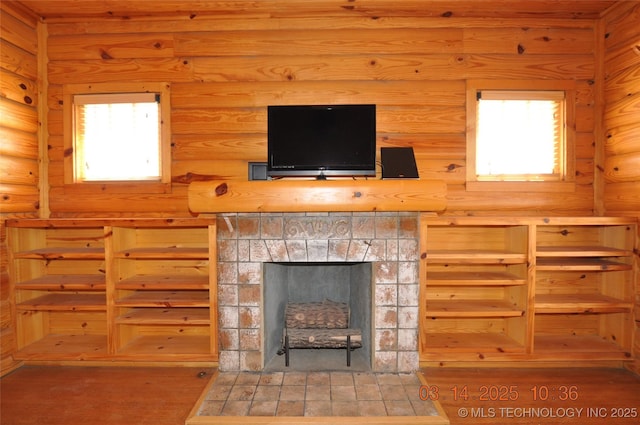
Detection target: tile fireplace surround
<box><xmin>216</xmin><ymin>212</ymin><xmax>420</xmax><ymax>373</ymax></box>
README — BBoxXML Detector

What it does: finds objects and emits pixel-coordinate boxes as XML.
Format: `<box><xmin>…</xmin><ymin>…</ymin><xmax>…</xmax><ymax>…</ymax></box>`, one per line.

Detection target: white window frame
<box><xmin>64</xmin><ymin>82</ymin><xmax>171</xmax><ymax>188</ymax></box>
<box><xmin>466</xmin><ymin>80</ymin><xmax>576</xmax><ymax>192</ymax></box>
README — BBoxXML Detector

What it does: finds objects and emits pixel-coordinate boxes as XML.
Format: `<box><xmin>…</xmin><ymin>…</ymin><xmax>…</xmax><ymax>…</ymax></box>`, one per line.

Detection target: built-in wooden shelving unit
<box><xmin>7</xmin><ymin>215</ymin><xmax>637</xmax><ymax>367</ymax></box>
<box><xmin>7</xmin><ymin>218</ymin><xmax>217</xmax><ymax>364</ymax></box>
<box><xmin>420</xmin><ymin>216</ymin><xmax>637</xmax><ymax>366</ymax></box>
<box><xmin>532</xmin><ymin>219</ymin><xmax>636</xmax><ymax>361</ymax></box>
<box><xmin>420</xmin><ymin>218</ymin><xmax>531</xmax><ymax>361</ymax></box>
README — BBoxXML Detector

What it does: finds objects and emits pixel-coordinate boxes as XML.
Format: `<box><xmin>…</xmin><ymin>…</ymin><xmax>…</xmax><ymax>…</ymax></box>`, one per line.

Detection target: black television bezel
<box><xmin>266</xmin><ymin>104</ymin><xmax>377</xmax><ymax>179</ymax></box>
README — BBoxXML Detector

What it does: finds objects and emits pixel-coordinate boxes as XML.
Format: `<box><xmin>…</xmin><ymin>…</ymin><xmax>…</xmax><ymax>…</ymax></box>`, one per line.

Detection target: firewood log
<box><xmin>285</xmin><ymin>300</ymin><xmax>349</xmax><ymax>329</ymax></box>
<box><xmin>285</xmin><ymin>328</ymin><xmax>363</xmax><ymax>348</ymax></box>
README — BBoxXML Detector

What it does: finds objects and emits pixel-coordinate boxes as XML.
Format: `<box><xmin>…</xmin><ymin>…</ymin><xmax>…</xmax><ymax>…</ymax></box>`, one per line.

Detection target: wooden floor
<box><xmin>422</xmin><ymin>367</ymin><xmax>640</xmax><ymax>425</ymax></box>
<box><xmin>0</xmin><ymin>366</ymin><xmax>215</xmax><ymax>425</ymax></box>
<box><xmin>1</xmin><ymin>366</ymin><xmax>639</xmax><ymax>425</ymax></box>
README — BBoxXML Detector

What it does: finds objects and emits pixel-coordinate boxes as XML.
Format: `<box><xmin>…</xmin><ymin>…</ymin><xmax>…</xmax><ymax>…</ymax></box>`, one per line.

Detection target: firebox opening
<box><xmin>263</xmin><ymin>262</ymin><xmax>373</xmax><ymax>371</ymax></box>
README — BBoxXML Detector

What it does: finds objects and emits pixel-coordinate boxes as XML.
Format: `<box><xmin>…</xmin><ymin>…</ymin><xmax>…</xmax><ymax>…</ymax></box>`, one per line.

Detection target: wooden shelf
<box><xmin>427</xmin><ymin>250</ymin><xmax>527</xmax><ymax>264</ymax></box>
<box><xmin>535</xmin><ymin>294</ymin><xmax>632</xmax><ymax>313</ymax></box>
<box><xmin>423</xmin><ymin>332</ymin><xmax>525</xmax><ymax>353</ymax></box>
<box><xmin>17</xmin><ymin>294</ymin><xmax>106</xmax><ymax>311</ymax></box>
<box><xmin>115</xmin><ymin>291</ymin><xmax>209</xmax><ymax>307</ymax></box>
<box><xmin>14</xmin><ymin>334</ymin><xmax>109</xmax><ymax>361</ymax></box>
<box><xmin>114</xmin><ymin>247</ymin><xmax>209</xmax><ymax>260</ymax></box>
<box><xmin>15</xmin><ymin>274</ymin><xmax>106</xmax><ymax>291</ymax></box>
<box><xmin>426</xmin><ymin>300</ymin><xmax>524</xmax><ymax>317</ymax></box>
<box><xmin>116</xmin><ymin>307</ymin><xmax>210</xmax><ymax>325</ymax></box>
<box><xmin>13</xmin><ymin>247</ymin><xmax>104</xmax><ymax>260</ymax></box>
<box><xmin>537</xmin><ymin>245</ymin><xmax>631</xmax><ymax>257</ymax></box>
<box><xmin>116</xmin><ymin>335</ymin><xmax>213</xmax><ymax>361</ymax></box>
<box><xmin>426</xmin><ymin>271</ymin><xmax>526</xmax><ymax>286</ymax></box>
<box><xmin>5</xmin><ymin>218</ymin><xmax>216</xmax><ymax>228</ymax></box>
<box><xmin>533</xmin><ymin>335</ymin><xmax>631</xmax><ymax>360</ymax></box>
<box><xmin>116</xmin><ymin>275</ymin><xmax>209</xmax><ymax>290</ymax></box>
<box><xmin>536</xmin><ymin>257</ymin><xmax>632</xmax><ymax>271</ymax></box>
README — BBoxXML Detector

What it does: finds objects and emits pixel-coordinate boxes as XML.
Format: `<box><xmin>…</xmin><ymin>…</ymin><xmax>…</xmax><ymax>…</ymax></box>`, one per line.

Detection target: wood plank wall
<box><xmin>602</xmin><ymin>2</ymin><xmax>640</xmax><ymax>217</ymax></box>
<box><xmin>601</xmin><ymin>1</ymin><xmax>640</xmax><ymax>374</ymax></box>
<box><xmin>0</xmin><ymin>2</ymin><xmax>39</xmax><ymax>374</ymax></box>
<box><xmin>36</xmin><ymin>6</ymin><xmax>602</xmax><ymax>217</ymax></box>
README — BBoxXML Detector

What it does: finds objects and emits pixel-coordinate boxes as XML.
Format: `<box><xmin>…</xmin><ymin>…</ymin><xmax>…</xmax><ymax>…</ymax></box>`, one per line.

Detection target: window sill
<box><xmin>63</xmin><ymin>182</ymin><xmax>171</xmax><ymax>195</ymax></box>
<box><xmin>466</xmin><ymin>181</ymin><xmax>576</xmax><ymax>193</ymax></box>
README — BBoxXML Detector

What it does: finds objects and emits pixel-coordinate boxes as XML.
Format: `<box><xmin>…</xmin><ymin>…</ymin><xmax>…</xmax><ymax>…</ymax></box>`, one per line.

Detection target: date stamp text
<box><xmin>418</xmin><ymin>385</ymin><xmax>638</xmax><ymax>420</ymax></box>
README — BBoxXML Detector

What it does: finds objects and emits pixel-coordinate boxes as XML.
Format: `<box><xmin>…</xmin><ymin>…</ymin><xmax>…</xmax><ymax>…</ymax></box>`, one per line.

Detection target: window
<box><xmin>466</xmin><ymin>81</ymin><xmax>575</xmax><ymax>191</ymax></box>
<box><xmin>476</xmin><ymin>90</ymin><xmax>564</xmax><ymax>179</ymax></box>
<box><xmin>64</xmin><ymin>83</ymin><xmax>171</xmax><ymax>186</ymax></box>
<box><xmin>74</xmin><ymin>93</ymin><xmax>161</xmax><ymax>181</ymax></box>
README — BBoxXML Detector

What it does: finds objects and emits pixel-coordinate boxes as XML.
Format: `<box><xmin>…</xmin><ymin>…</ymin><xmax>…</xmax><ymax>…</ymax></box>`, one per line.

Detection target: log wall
<box><xmin>601</xmin><ymin>1</ymin><xmax>640</xmax><ymax>374</ymax></box>
<box><xmin>0</xmin><ymin>1</ymin><xmax>39</xmax><ymax>374</ymax></box>
<box><xmin>602</xmin><ymin>2</ymin><xmax>640</xmax><ymax>217</ymax></box>
<box><xmin>38</xmin><ymin>7</ymin><xmax>602</xmax><ymax>217</ymax></box>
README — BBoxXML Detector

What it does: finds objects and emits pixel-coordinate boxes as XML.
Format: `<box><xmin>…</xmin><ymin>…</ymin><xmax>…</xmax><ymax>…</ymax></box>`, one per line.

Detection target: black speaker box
<box><xmin>380</xmin><ymin>147</ymin><xmax>419</xmax><ymax>179</ymax></box>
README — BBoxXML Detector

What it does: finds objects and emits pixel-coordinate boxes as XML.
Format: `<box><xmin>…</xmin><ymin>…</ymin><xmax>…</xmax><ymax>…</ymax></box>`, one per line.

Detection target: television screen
<box><xmin>267</xmin><ymin>104</ymin><xmax>377</xmax><ymax>179</ymax></box>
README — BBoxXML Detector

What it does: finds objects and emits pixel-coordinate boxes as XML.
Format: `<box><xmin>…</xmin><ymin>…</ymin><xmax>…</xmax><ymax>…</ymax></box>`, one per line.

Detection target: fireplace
<box><xmin>216</xmin><ymin>212</ymin><xmax>420</xmax><ymax>373</ymax></box>
<box><xmin>263</xmin><ymin>262</ymin><xmax>372</xmax><ymax>370</ymax></box>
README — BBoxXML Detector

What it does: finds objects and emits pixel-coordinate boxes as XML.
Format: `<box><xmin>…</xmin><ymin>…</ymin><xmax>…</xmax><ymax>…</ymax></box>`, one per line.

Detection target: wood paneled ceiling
<box><xmin>14</xmin><ymin>0</ymin><xmax>620</xmax><ymax>20</ymax></box>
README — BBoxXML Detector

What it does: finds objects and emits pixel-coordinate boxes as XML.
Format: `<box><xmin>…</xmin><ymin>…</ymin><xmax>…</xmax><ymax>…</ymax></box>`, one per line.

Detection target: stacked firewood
<box><xmin>285</xmin><ymin>300</ymin><xmax>349</xmax><ymax>329</ymax></box>
<box><xmin>281</xmin><ymin>299</ymin><xmax>362</xmax><ymax>364</ymax></box>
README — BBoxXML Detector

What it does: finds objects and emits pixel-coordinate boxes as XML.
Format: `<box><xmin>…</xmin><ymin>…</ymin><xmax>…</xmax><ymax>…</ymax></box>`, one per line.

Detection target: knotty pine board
<box><xmin>188</xmin><ymin>179</ymin><xmax>447</xmax><ymax>213</ymax></box>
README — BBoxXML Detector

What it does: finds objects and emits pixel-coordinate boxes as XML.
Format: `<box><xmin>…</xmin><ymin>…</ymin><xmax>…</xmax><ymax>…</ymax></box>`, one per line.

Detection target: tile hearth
<box><xmin>194</xmin><ymin>370</ymin><xmax>444</xmax><ymax>419</ymax></box>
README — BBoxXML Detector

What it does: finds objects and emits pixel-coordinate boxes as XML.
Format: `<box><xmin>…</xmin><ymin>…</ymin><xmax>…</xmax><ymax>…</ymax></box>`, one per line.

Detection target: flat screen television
<box><xmin>267</xmin><ymin>104</ymin><xmax>377</xmax><ymax>179</ymax></box>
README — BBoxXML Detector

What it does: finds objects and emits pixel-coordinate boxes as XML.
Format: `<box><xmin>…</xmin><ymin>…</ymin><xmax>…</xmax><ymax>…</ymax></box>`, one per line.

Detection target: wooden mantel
<box><xmin>188</xmin><ymin>179</ymin><xmax>447</xmax><ymax>213</ymax></box>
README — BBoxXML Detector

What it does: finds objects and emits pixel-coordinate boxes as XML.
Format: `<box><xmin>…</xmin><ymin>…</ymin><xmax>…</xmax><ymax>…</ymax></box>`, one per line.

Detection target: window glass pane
<box><xmin>75</xmin><ymin>96</ymin><xmax>161</xmax><ymax>181</ymax></box>
<box><xmin>476</xmin><ymin>94</ymin><xmax>563</xmax><ymax>180</ymax></box>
